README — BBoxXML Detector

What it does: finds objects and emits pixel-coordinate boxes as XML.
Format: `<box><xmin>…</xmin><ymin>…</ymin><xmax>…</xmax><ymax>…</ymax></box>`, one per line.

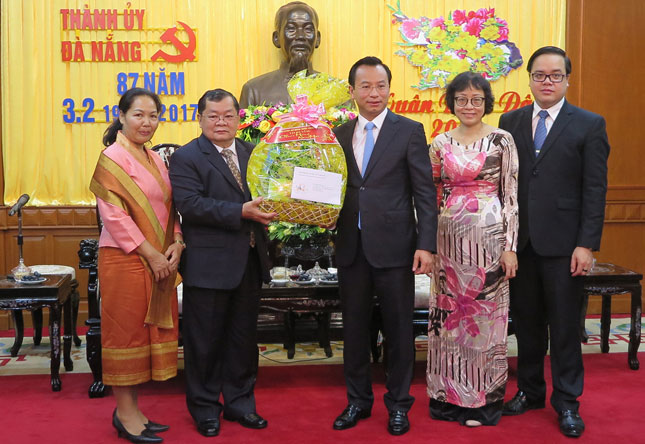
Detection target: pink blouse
<box><xmin>97</xmin><ymin>141</ymin><xmax>181</xmax><ymax>254</ymax></box>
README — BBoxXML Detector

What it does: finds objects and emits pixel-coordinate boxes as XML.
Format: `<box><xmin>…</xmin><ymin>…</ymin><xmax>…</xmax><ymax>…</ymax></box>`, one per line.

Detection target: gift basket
<box><xmin>246</xmin><ymin>71</ymin><xmax>352</xmax><ymax>226</ymax></box>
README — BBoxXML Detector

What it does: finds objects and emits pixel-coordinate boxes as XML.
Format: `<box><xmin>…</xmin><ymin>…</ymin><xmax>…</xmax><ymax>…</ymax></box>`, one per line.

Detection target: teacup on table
<box><xmin>270</xmin><ymin>267</ymin><xmax>288</xmax><ymax>280</ymax></box>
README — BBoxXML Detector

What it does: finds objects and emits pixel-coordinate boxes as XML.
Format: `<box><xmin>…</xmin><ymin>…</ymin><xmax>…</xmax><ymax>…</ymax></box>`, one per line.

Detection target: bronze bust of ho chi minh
<box><xmin>239</xmin><ymin>1</ymin><xmax>321</xmax><ymax>108</ymax></box>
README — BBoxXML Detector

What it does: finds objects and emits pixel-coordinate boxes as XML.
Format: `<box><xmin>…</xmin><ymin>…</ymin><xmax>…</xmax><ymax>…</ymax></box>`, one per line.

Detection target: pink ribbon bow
<box><xmin>278</xmin><ymin>95</ymin><xmax>326</xmax><ymax>128</ymax></box>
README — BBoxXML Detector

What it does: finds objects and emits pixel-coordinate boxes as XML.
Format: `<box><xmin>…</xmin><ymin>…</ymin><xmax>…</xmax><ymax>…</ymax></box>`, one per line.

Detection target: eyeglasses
<box><xmin>205</xmin><ymin>114</ymin><xmax>237</xmax><ymax>123</ymax></box>
<box><xmin>454</xmin><ymin>96</ymin><xmax>485</xmax><ymax>107</ymax></box>
<box><xmin>530</xmin><ymin>72</ymin><xmax>567</xmax><ymax>83</ymax></box>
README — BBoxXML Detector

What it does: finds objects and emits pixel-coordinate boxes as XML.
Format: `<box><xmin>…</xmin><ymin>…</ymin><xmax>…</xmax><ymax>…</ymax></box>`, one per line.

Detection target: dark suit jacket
<box><xmin>499</xmin><ymin>100</ymin><xmax>610</xmax><ymax>256</ymax></box>
<box><xmin>169</xmin><ymin>134</ymin><xmax>271</xmax><ymax>289</ymax></box>
<box><xmin>333</xmin><ymin>110</ymin><xmax>438</xmax><ymax>268</ymax></box>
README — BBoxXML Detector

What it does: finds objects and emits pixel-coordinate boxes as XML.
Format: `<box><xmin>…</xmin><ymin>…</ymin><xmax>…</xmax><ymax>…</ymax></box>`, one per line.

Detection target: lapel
<box><xmin>235</xmin><ymin>139</ymin><xmax>253</xmax><ymax>199</ymax></box>
<box><xmin>197</xmin><ymin>134</ymin><xmax>244</xmax><ymax>196</ymax></box>
<box><xmin>337</xmin><ymin>119</ymin><xmax>361</xmax><ymax>179</ymax></box>
<box><xmin>519</xmin><ymin>105</ymin><xmax>536</xmax><ymax>162</ymax></box>
<box><xmin>535</xmin><ymin>100</ymin><xmax>574</xmax><ymax>164</ymax></box>
<box><xmin>362</xmin><ymin>110</ymin><xmax>398</xmax><ymax>181</ymax></box>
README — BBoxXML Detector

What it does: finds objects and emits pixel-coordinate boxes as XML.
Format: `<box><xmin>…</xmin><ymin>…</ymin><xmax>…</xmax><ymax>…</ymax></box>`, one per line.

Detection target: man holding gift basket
<box><xmin>169</xmin><ymin>89</ymin><xmax>276</xmax><ymax>437</ymax></box>
<box><xmin>331</xmin><ymin>56</ymin><xmax>438</xmax><ymax>436</ymax></box>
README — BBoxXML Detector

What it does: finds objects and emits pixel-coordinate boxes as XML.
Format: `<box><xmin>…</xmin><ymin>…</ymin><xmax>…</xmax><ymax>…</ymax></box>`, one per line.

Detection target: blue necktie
<box><xmin>361</xmin><ymin>122</ymin><xmax>376</xmax><ymax>176</ymax></box>
<box><xmin>358</xmin><ymin>122</ymin><xmax>376</xmax><ymax>229</ymax></box>
<box><xmin>534</xmin><ymin>110</ymin><xmax>549</xmax><ymax>156</ymax></box>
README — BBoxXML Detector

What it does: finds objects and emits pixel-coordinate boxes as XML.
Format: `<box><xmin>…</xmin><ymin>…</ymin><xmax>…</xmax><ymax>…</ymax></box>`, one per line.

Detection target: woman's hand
<box><xmin>147</xmin><ymin>250</ymin><xmax>173</xmax><ymax>281</ymax></box>
<box><xmin>165</xmin><ymin>241</ymin><xmax>185</xmax><ymax>270</ymax></box>
<box><xmin>136</xmin><ymin>240</ymin><xmax>173</xmax><ymax>282</ymax></box>
<box><xmin>500</xmin><ymin>251</ymin><xmax>518</xmax><ymax>281</ymax></box>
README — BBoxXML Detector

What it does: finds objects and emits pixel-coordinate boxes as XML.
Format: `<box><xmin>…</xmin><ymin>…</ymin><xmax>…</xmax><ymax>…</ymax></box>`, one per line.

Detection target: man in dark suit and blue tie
<box><xmin>169</xmin><ymin>89</ymin><xmax>277</xmax><ymax>437</ymax></box>
<box><xmin>498</xmin><ymin>47</ymin><xmax>610</xmax><ymax>438</ymax></box>
<box><xmin>331</xmin><ymin>56</ymin><xmax>438</xmax><ymax>436</ymax></box>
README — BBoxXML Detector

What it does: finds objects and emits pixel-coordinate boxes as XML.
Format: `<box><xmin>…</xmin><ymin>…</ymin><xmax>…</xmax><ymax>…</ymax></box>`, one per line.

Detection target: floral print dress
<box><xmin>426</xmin><ymin>129</ymin><xmax>518</xmax><ymax>414</ymax></box>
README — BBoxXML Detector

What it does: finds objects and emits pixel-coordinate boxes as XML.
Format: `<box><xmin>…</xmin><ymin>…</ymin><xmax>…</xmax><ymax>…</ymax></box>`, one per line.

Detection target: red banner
<box><xmin>264</xmin><ymin>124</ymin><xmax>336</xmax><ymax>144</ymax></box>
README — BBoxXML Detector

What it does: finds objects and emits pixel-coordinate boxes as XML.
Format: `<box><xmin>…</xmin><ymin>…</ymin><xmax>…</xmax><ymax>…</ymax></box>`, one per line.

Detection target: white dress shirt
<box><xmin>352</xmin><ymin>108</ymin><xmax>388</xmax><ymax>174</ymax></box>
<box><xmin>532</xmin><ymin>97</ymin><xmax>565</xmax><ymax>139</ymax></box>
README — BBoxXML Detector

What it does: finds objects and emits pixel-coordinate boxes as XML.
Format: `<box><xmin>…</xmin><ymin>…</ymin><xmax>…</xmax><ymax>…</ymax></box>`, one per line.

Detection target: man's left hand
<box><xmin>412</xmin><ymin>249</ymin><xmax>434</xmax><ymax>275</ymax></box>
<box><xmin>571</xmin><ymin>246</ymin><xmax>594</xmax><ymax>276</ymax></box>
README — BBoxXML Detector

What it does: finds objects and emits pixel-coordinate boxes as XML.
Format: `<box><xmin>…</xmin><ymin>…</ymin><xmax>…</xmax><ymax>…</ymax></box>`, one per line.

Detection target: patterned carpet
<box><xmin>0</xmin><ymin>317</ymin><xmax>640</xmax><ymax>376</ymax></box>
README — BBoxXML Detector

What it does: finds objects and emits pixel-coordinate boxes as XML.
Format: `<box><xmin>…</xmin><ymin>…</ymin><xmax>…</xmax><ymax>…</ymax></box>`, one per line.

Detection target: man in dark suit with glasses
<box><xmin>499</xmin><ymin>46</ymin><xmax>610</xmax><ymax>438</ymax></box>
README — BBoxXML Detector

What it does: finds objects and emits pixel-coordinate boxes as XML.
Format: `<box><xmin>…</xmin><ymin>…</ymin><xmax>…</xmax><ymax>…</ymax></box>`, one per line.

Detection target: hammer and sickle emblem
<box><xmin>151</xmin><ymin>21</ymin><xmax>196</xmax><ymax>63</ymax></box>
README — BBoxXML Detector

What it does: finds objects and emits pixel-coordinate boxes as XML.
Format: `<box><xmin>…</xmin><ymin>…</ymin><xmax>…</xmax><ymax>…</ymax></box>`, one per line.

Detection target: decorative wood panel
<box><xmin>567</xmin><ymin>0</ymin><xmax>645</xmax><ymax>314</ymax></box>
<box><xmin>0</xmin><ymin>207</ymin><xmax>98</xmax><ymax>330</ymax></box>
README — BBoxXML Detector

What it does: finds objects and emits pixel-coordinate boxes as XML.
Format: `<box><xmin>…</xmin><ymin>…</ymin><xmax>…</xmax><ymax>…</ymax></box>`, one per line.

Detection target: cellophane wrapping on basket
<box><xmin>246</xmin><ymin>95</ymin><xmax>348</xmax><ymax>226</ymax></box>
<box><xmin>287</xmin><ymin>70</ymin><xmax>352</xmax><ymax>109</ymax></box>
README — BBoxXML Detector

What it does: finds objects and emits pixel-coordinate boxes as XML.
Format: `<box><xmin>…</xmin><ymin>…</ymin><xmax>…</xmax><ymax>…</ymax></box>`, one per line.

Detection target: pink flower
<box><xmin>452</xmin><ymin>10</ymin><xmax>467</xmax><ymax>25</ymax></box>
<box><xmin>429</xmin><ymin>16</ymin><xmax>446</xmax><ymax>30</ymax></box>
<box><xmin>464</xmin><ymin>18</ymin><xmax>484</xmax><ymax>36</ymax></box>
<box><xmin>475</xmin><ymin>8</ymin><xmax>494</xmax><ymax>19</ymax></box>
<box><xmin>239</xmin><ymin>109</ymin><xmax>246</xmax><ymax>118</ymax></box>
<box><xmin>456</xmin><ymin>49</ymin><xmax>468</xmax><ymax>59</ymax></box>
<box><xmin>440</xmin><ymin>263</ymin><xmax>496</xmax><ymax>338</ymax></box>
<box><xmin>401</xmin><ymin>18</ymin><xmax>421</xmax><ymax>39</ymax></box>
<box><xmin>443</xmin><ymin>378</ymin><xmax>462</xmax><ymax>405</ymax></box>
<box><xmin>497</xmin><ymin>27</ymin><xmax>509</xmax><ymax>41</ymax></box>
<box><xmin>267</xmin><ymin>107</ymin><xmax>276</xmax><ymax>116</ymax></box>
<box><xmin>496</xmin><ymin>22</ymin><xmax>509</xmax><ymax>41</ymax></box>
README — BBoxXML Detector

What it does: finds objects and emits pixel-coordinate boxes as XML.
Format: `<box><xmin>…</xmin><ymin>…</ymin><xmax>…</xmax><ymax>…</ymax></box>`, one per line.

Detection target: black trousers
<box><xmin>509</xmin><ymin>243</ymin><xmax>584</xmax><ymax>412</ymax></box>
<box><xmin>182</xmin><ymin>248</ymin><xmax>262</xmax><ymax>422</ymax></box>
<box><xmin>338</xmin><ymin>235</ymin><xmax>415</xmax><ymax>412</ymax></box>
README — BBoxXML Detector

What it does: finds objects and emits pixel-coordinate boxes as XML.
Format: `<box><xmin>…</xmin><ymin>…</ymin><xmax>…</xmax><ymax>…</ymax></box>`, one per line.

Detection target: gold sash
<box><xmin>90</xmin><ymin>132</ymin><xmax>178</xmax><ymax>329</ymax></box>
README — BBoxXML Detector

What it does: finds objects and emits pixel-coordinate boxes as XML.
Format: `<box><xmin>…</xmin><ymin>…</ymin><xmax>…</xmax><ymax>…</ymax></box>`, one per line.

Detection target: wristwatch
<box><xmin>175</xmin><ymin>239</ymin><xmax>186</xmax><ymax>248</ymax></box>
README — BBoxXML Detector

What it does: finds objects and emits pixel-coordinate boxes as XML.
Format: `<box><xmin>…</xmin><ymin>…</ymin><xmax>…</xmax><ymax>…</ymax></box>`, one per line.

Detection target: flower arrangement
<box><xmin>322</xmin><ymin>106</ymin><xmax>357</xmax><ymax>127</ymax></box>
<box><xmin>237</xmin><ymin>104</ymin><xmax>290</xmax><ymax>145</ymax></box>
<box><xmin>388</xmin><ymin>1</ymin><xmax>523</xmax><ymax>89</ymax></box>
<box><xmin>268</xmin><ymin>221</ymin><xmax>333</xmax><ymax>243</ymax></box>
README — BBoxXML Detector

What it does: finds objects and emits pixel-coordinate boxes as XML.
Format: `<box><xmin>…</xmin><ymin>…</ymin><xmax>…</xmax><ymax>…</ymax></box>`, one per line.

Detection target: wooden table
<box><xmin>261</xmin><ymin>282</ymin><xmax>341</xmax><ymax>358</ymax></box>
<box><xmin>582</xmin><ymin>263</ymin><xmax>642</xmax><ymax>370</ymax></box>
<box><xmin>0</xmin><ymin>274</ymin><xmax>74</xmax><ymax>390</ymax></box>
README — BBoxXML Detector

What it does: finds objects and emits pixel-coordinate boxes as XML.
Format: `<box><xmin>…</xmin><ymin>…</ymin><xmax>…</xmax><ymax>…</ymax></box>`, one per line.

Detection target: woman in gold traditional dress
<box><xmin>90</xmin><ymin>88</ymin><xmax>184</xmax><ymax>443</ymax></box>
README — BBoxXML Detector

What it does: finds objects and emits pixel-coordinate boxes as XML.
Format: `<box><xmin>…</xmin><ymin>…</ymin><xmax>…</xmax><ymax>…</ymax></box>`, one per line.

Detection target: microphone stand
<box><xmin>11</xmin><ymin>208</ymin><xmax>30</xmax><ymax>279</ymax></box>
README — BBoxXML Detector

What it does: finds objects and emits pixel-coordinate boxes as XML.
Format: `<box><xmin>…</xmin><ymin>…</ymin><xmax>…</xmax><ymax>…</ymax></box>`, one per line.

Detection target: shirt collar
<box><xmin>214</xmin><ymin>140</ymin><xmax>236</xmax><ymax>154</ymax></box>
<box><xmin>357</xmin><ymin>108</ymin><xmax>388</xmax><ymax>132</ymax></box>
<box><xmin>533</xmin><ymin>97</ymin><xmax>565</xmax><ymax>120</ymax></box>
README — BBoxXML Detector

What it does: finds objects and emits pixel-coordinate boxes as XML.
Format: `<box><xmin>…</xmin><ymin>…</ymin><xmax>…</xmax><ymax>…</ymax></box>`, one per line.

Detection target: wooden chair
<box><xmin>151</xmin><ymin>143</ymin><xmax>181</xmax><ymax>169</ymax></box>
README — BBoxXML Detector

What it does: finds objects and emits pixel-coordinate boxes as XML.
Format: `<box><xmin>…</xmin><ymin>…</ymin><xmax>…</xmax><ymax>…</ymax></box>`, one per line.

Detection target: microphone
<box><xmin>8</xmin><ymin>194</ymin><xmax>30</xmax><ymax>216</ymax></box>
